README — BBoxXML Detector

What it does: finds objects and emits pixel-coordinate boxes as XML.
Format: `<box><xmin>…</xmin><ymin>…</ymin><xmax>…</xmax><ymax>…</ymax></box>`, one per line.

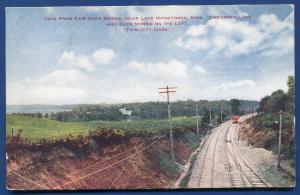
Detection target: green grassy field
<box><xmin>6</xmin><ymin>114</ymin><xmax>199</xmax><ymax>141</ymax></box>
<box><xmin>6</xmin><ymin>114</ymin><xmax>88</xmax><ymax>141</ymax></box>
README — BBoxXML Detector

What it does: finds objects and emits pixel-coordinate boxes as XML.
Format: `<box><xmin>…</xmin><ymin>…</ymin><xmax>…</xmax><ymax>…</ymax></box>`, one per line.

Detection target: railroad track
<box><xmin>188</xmin><ymin>115</ymin><xmax>270</xmax><ymax>188</ymax></box>
<box><xmin>195</xmin><ymin>122</ymin><xmax>232</xmax><ymax>188</ymax></box>
<box><xmin>224</xmin><ymin>123</ymin><xmax>269</xmax><ymax>188</ymax></box>
<box><xmin>224</xmin><ymin>124</ymin><xmax>247</xmax><ymax>187</ymax></box>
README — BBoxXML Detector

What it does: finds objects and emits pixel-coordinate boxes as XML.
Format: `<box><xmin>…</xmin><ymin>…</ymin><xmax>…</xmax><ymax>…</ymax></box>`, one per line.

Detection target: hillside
<box><xmin>6</xmin><ymin>114</ymin><xmax>199</xmax><ymax>142</ymax></box>
<box><xmin>6</xmin><ymin>114</ymin><xmax>87</xmax><ymax>141</ymax></box>
<box><xmin>6</xmin><ymin>118</ymin><xmax>204</xmax><ymax>190</ymax></box>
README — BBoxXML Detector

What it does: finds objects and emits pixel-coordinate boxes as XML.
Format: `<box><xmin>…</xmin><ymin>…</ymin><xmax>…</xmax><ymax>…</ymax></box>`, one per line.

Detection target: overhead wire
<box><xmin>8</xmin><ymin>169</ymin><xmax>49</xmax><ymax>190</ymax></box>
<box><xmin>54</xmin><ymin>132</ymin><xmax>167</xmax><ymax>189</ymax></box>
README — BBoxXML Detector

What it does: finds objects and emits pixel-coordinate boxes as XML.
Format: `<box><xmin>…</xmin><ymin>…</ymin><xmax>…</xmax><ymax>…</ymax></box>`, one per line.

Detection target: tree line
<box><xmin>258</xmin><ymin>75</ymin><xmax>294</xmax><ymax>115</ymax></box>
<box><xmin>254</xmin><ymin>76</ymin><xmax>295</xmax><ymax>160</ymax></box>
<box><xmin>12</xmin><ymin>99</ymin><xmax>258</xmax><ymax>123</ymax></box>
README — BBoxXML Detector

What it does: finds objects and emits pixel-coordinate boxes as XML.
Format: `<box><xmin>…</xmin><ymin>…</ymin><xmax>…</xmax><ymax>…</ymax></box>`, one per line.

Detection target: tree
<box><xmin>50</xmin><ymin>112</ymin><xmax>55</xmax><ymax>120</ymax></box>
<box><xmin>258</xmin><ymin>96</ymin><xmax>270</xmax><ymax>113</ymax></box>
<box><xmin>36</xmin><ymin>112</ymin><xmax>43</xmax><ymax>118</ymax></box>
<box><xmin>286</xmin><ymin>76</ymin><xmax>295</xmax><ymax>114</ymax></box>
<box><xmin>287</xmin><ymin>75</ymin><xmax>295</xmax><ymax>98</ymax></box>
<box><xmin>230</xmin><ymin>99</ymin><xmax>241</xmax><ymax>115</ymax></box>
<box><xmin>264</xmin><ymin>90</ymin><xmax>287</xmax><ymax>113</ymax></box>
<box><xmin>44</xmin><ymin>113</ymin><xmax>49</xmax><ymax>118</ymax></box>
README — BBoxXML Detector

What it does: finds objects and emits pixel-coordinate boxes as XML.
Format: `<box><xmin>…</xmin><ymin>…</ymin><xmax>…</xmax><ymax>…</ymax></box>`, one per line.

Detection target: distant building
<box><xmin>119</xmin><ymin>108</ymin><xmax>133</xmax><ymax>121</ymax></box>
<box><xmin>119</xmin><ymin>108</ymin><xmax>132</xmax><ymax>116</ymax></box>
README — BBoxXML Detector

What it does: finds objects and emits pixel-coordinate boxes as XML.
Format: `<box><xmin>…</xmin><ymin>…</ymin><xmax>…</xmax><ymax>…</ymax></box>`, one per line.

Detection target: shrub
<box><xmin>184</xmin><ymin>131</ymin><xmax>200</xmax><ymax>149</ymax></box>
<box><xmin>282</xmin><ymin>143</ymin><xmax>296</xmax><ymax>160</ymax></box>
<box><xmin>252</xmin><ymin>113</ymin><xmax>278</xmax><ymax>130</ymax></box>
<box><xmin>179</xmin><ymin>155</ymin><xmax>197</xmax><ymax>188</ymax></box>
<box><xmin>159</xmin><ymin>152</ymin><xmax>179</xmax><ymax>176</ymax></box>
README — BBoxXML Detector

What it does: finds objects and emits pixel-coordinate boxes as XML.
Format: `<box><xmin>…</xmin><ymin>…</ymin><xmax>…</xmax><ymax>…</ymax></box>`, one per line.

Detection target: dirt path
<box><xmin>187</xmin><ymin>114</ymin><xmax>294</xmax><ymax>188</ymax></box>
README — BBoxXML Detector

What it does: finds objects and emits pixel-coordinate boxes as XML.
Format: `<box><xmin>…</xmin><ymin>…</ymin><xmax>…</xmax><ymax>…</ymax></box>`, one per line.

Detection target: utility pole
<box><xmin>244</xmin><ymin>108</ymin><xmax>247</xmax><ymax>123</ymax></box>
<box><xmin>85</xmin><ymin>112</ymin><xmax>90</xmax><ymax>134</ymax></box>
<box><xmin>250</xmin><ymin>106</ymin><xmax>253</xmax><ymax>123</ymax></box>
<box><xmin>220</xmin><ymin>103</ymin><xmax>223</xmax><ymax>123</ymax></box>
<box><xmin>278</xmin><ymin>110</ymin><xmax>283</xmax><ymax>168</ymax></box>
<box><xmin>208</xmin><ymin>105</ymin><xmax>212</xmax><ymax>127</ymax></box>
<box><xmin>293</xmin><ymin>114</ymin><xmax>295</xmax><ymax>138</ymax></box>
<box><xmin>11</xmin><ymin>127</ymin><xmax>14</xmax><ymax>137</ymax></box>
<box><xmin>293</xmin><ymin>105</ymin><xmax>295</xmax><ymax>137</ymax></box>
<box><xmin>196</xmin><ymin>104</ymin><xmax>199</xmax><ymax>135</ymax></box>
<box><xmin>159</xmin><ymin>85</ymin><xmax>177</xmax><ymax>162</ymax></box>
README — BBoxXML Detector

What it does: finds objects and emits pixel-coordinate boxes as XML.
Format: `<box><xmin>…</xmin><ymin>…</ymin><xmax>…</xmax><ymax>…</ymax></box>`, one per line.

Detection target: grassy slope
<box><xmin>6</xmin><ymin>114</ymin><xmax>198</xmax><ymax>141</ymax></box>
<box><xmin>6</xmin><ymin>114</ymin><xmax>88</xmax><ymax>140</ymax></box>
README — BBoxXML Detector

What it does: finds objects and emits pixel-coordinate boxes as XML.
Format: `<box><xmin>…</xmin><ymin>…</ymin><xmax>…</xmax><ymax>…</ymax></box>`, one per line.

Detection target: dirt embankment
<box><xmin>238</xmin><ymin>122</ymin><xmax>295</xmax><ymax>179</ymax></box>
<box><xmin>238</xmin><ymin>123</ymin><xmax>277</xmax><ymax>149</ymax></box>
<box><xmin>7</xmin><ymin>128</ymin><xmax>198</xmax><ymax>190</ymax></box>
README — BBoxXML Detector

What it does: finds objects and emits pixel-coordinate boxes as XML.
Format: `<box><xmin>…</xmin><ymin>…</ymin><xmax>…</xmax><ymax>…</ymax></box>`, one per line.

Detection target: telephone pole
<box><xmin>293</xmin><ymin>105</ymin><xmax>295</xmax><ymax>137</ymax></box>
<box><xmin>278</xmin><ymin>110</ymin><xmax>283</xmax><ymax>168</ymax></box>
<box><xmin>196</xmin><ymin>104</ymin><xmax>199</xmax><ymax>135</ymax></box>
<box><xmin>220</xmin><ymin>103</ymin><xmax>223</xmax><ymax>123</ymax></box>
<box><xmin>159</xmin><ymin>85</ymin><xmax>177</xmax><ymax>162</ymax></box>
<box><xmin>208</xmin><ymin>105</ymin><xmax>212</xmax><ymax>127</ymax></box>
<box><xmin>245</xmin><ymin>107</ymin><xmax>248</xmax><ymax>123</ymax></box>
<box><xmin>250</xmin><ymin>106</ymin><xmax>253</xmax><ymax>123</ymax></box>
<box><xmin>293</xmin><ymin>114</ymin><xmax>295</xmax><ymax>138</ymax></box>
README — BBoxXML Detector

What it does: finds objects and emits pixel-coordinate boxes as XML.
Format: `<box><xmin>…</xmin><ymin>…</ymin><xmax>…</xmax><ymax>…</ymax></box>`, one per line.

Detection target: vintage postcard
<box><xmin>6</xmin><ymin>5</ymin><xmax>295</xmax><ymax>190</ymax></box>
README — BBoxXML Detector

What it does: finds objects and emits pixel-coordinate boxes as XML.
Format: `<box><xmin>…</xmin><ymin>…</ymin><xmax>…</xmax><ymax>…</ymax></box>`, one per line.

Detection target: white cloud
<box><xmin>258</xmin><ymin>13</ymin><xmax>293</xmax><ymax>32</ymax></box>
<box><xmin>193</xmin><ymin>66</ymin><xmax>207</xmax><ymax>75</ymax></box>
<box><xmin>261</xmin><ymin>31</ymin><xmax>294</xmax><ymax>56</ymax></box>
<box><xmin>7</xmin><ymin>48</ymin><xmax>115</xmax><ymax>104</ymax></box>
<box><xmin>107</xmin><ymin>85</ymin><xmax>154</xmax><ymax>103</ymax></box>
<box><xmin>27</xmin><ymin>86</ymin><xmax>87</xmax><ymax>104</ymax></box>
<box><xmin>92</xmin><ymin>48</ymin><xmax>115</xmax><ymax>64</ymax></box>
<box><xmin>185</xmin><ymin>25</ymin><xmax>207</xmax><ymax>37</ymax></box>
<box><xmin>196</xmin><ymin>79</ymin><xmax>258</xmax><ymax>100</ymax></box>
<box><xmin>127</xmin><ymin>59</ymin><xmax>188</xmax><ymax>80</ymax></box>
<box><xmin>176</xmin><ymin>19</ymin><xmax>265</xmax><ymax>57</ymax></box>
<box><xmin>59</xmin><ymin>51</ymin><xmax>95</xmax><ymax>72</ymax></box>
<box><xmin>218</xmin><ymin>80</ymin><xmax>256</xmax><ymax>90</ymax></box>
<box><xmin>8</xmin><ymin>68</ymin><xmax>89</xmax><ymax>105</ymax></box>
<box><xmin>7</xmin><ymin>81</ymin><xmax>88</xmax><ymax>105</ymax></box>
<box><xmin>176</xmin><ymin>37</ymin><xmax>210</xmax><ymax>51</ymax></box>
<box><xmin>37</xmin><ymin>69</ymin><xmax>87</xmax><ymax>86</ymax></box>
<box><xmin>176</xmin><ymin>12</ymin><xmax>294</xmax><ymax>58</ymax></box>
<box><xmin>59</xmin><ymin>48</ymin><xmax>115</xmax><ymax>72</ymax></box>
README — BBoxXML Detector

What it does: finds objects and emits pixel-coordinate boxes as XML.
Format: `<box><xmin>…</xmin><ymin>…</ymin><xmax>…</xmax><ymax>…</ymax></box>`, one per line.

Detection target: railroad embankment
<box><xmin>7</xmin><ymin>127</ymin><xmax>202</xmax><ymax>190</ymax></box>
<box><xmin>238</xmin><ymin>122</ymin><xmax>295</xmax><ymax>186</ymax></box>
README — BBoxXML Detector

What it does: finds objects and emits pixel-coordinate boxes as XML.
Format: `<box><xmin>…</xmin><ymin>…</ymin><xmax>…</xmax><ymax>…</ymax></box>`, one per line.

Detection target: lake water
<box><xmin>6</xmin><ymin>105</ymin><xmax>73</xmax><ymax>114</ymax></box>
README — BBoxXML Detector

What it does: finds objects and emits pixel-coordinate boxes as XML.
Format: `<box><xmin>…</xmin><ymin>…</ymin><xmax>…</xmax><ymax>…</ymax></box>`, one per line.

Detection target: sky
<box><xmin>6</xmin><ymin>5</ymin><xmax>294</xmax><ymax>105</ymax></box>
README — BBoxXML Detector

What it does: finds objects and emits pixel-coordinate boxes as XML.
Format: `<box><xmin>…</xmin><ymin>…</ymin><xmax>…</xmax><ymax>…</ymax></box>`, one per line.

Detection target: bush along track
<box><xmin>6</xmin><ymin>126</ymin><xmax>206</xmax><ymax>190</ymax></box>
